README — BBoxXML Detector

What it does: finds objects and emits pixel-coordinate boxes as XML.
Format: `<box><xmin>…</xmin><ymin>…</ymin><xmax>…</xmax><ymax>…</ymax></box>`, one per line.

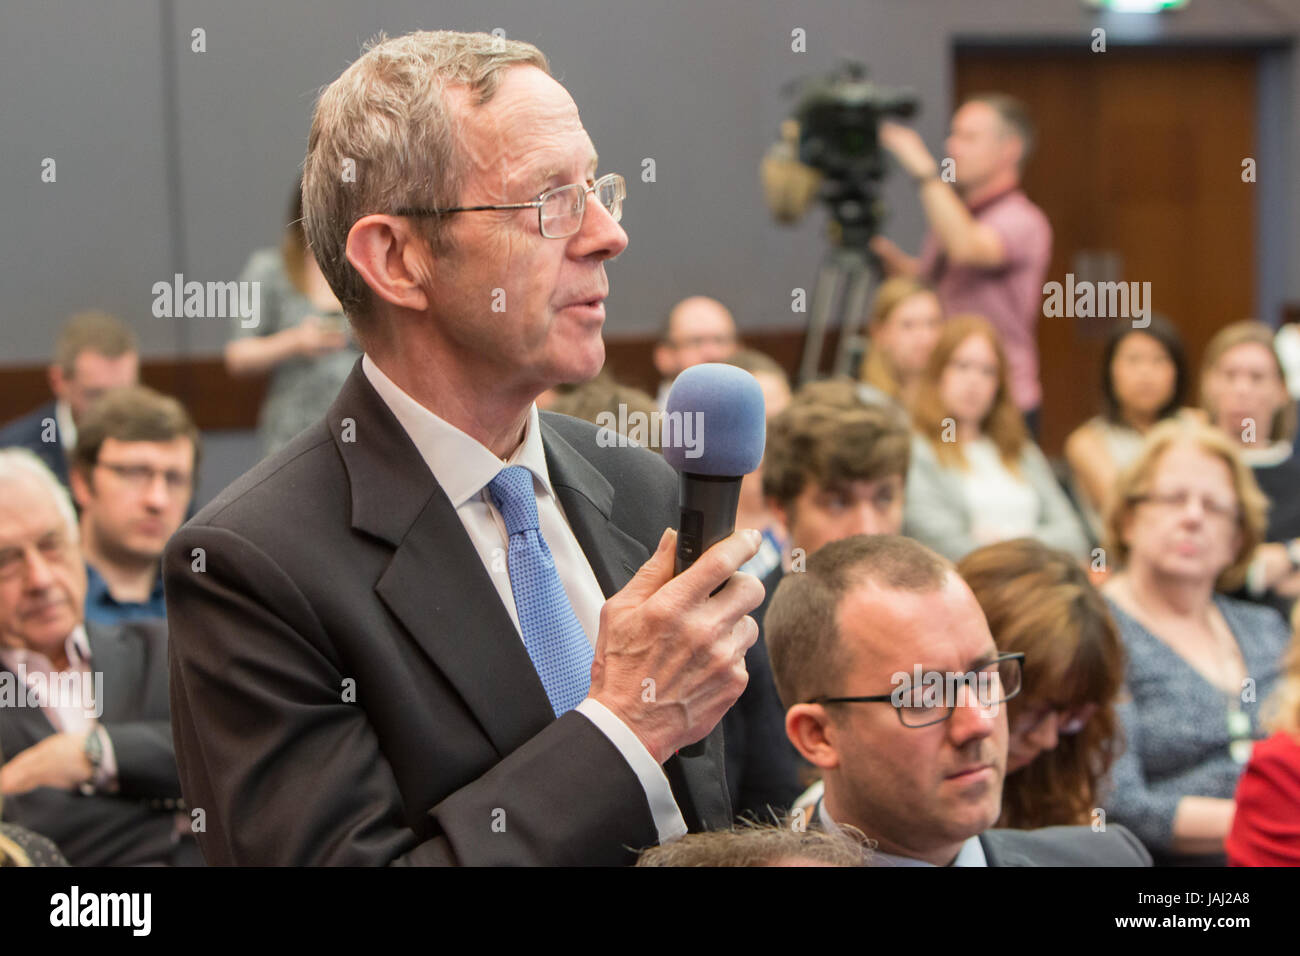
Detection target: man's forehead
<box><xmin>0</xmin><ymin>479</ymin><xmax>65</xmax><ymax>542</ymax></box>
<box><xmin>836</xmin><ymin>574</ymin><xmax>994</xmax><ymax>673</ymax></box>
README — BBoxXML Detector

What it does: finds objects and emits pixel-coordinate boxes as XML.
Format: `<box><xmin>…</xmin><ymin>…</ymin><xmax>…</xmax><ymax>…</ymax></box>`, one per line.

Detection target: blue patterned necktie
<box><xmin>487</xmin><ymin>465</ymin><xmax>594</xmax><ymax>717</ymax></box>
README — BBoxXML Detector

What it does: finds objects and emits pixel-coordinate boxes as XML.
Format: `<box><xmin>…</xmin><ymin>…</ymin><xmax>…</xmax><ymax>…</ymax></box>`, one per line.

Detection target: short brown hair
<box><xmin>1103</xmin><ymin>417</ymin><xmax>1268</xmax><ymax>592</ymax></box>
<box><xmin>766</xmin><ymin>535</ymin><xmax>952</xmax><ymax>709</ymax></box>
<box><xmin>54</xmin><ymin>311</ymin><xmax>137</xmax><ymax>375</ymax></box>
<box><xmin>635</xmin><ymin>820</ymin><xmax>864</xmax><ymax>867</ymax></box>
<box><xmin>548</xmin><ymin>374</ymin><xmax>661</xmax><ymax>452</ymax></box>
<box><xmin>1199</xmin><ymin>320</ymin><xmax>1297</xmax><ymax>444</ymax></box>
<box><xmin>302</xmin><ymin>31</ymin><xmax>550</xmax><ymax>334</ymax></box>
<box><xmin>71</xmin><ymin>386</ymin><xmax>201</xmax><ymax>476</ymax></box>
<box><xmin>725</xmin><ymin>348</ymin><xmax>789</xmax><ymax>383</ymax></box>
<box><xmin>963</xmin><ymin>92</ymin><xmax>1036</xmax><ymax>170</ymax></box>
<box><xmin>958</xmin><ymin>539</ymin><xmax>1125</xmax><ymax>829</ymax></box>
<box><xmin>762</xmin><ymin>393</ymin><xmax>911</xmax><ymax>511</ymax></box>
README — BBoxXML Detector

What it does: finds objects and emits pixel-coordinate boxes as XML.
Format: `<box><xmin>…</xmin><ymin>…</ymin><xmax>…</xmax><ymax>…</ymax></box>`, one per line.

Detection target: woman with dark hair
<box><xmin>224</xmin><ymin>177</ymin><xmax>362</xmax><ymax>457</ymax></box>
<box><xmin>904</xmin><ymin>315</ymin><xmax>1088</xmax><ymax>561</ymax></box>
<box><xmin>958</xmin><ymin>538</ymin><xmax>1125</xmax><ymax>830</ymax></box>
<box><xmin>1065</xmin><ymin>317</ymin><xmax>1189</xmax><ymax>540</ymax></box>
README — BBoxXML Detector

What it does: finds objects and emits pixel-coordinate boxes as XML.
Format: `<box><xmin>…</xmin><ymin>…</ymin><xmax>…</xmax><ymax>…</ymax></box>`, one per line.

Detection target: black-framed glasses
<box><xmin>808</xmin><ymin>652</ymin><xmax>1024</xmax><ymax>728</ymax></box>
<box><xmin>393</xmin><ymin>172</ymin><xmax>626</xmax><ymax>239</ymax></box>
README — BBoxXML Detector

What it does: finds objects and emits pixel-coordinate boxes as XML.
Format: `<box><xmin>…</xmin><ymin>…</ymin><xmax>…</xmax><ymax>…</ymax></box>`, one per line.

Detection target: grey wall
<box><xmin>1</xmin><ymin>0</ymin><xmax>1298</xmax><ymax>366</ymax></box>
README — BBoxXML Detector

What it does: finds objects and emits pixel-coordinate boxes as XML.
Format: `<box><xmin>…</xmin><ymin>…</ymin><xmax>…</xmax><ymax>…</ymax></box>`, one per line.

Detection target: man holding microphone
<box><xmin>164</xmin><ymin>30</ymin><xmax>764</xmax><ymax>865</ymax></box>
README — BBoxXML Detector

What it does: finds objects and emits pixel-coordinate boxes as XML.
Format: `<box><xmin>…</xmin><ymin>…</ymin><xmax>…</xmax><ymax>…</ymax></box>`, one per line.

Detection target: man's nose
<box><xmin>847</xmin><ymin>503</ymin><xmax>889</xmax><ymax>537</ymax></box>
<box><xmin>142</xmin><ymin>473</ymin><xmax>171</xmax><ymax>510</ymax></box>
<box><xmin>948</xmin><ymin>680</ymin><xmax>999</xmax><ymax>742</ymax></box>
<box><xmin>23</xmin><ymin>547</ymin><xmax>56</xmax><ymax>590</ymax></box>
<box><xmin>572</xmin><ymin>196</ymin><xmax>628</xmax><ymax>260</ymax></box>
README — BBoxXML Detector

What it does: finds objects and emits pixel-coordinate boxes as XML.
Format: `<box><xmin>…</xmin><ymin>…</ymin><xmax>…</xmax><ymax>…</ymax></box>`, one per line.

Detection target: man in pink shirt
<box><xmin>871</xmin><ymin>95</ymin><xmax>1052</xmax><ymax>434</ymax></box>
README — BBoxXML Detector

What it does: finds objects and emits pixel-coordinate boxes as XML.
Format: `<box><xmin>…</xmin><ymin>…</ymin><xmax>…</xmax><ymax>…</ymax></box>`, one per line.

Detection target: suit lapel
<box><xmin>331</xmin><ymin>364</ymin><xmax>554</xmax><ymax>758</ymax></box>
<box><xmin>85</xmin><ymin>624</ymin><xmax>132</xmax><ymax>723</ymax></box>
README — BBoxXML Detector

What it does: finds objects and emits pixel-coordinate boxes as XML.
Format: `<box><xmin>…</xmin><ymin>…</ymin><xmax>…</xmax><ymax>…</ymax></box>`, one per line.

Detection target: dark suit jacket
<box><xmin>163</xmin><ymin>361</ymin><xmax>733</xmax><ymax>865</ymax></box>
<box><xmin>723</xmin><ymin>565</ymin><xmax>802</xmax><ymax>822</ymax></box>
<box><xmin>0</xmin><ymin>400</ymin><xmax>70</xmax><ymax>487</ymax></box>
<box><xmin>0</xmin><ymin>620</ymin><xmax>187</xmax><ymax>866</ymax></box>
<box><xmin>809</xmin><ymin>796</ymin><xmax>1151</xmax><ymax>866</ymax></box>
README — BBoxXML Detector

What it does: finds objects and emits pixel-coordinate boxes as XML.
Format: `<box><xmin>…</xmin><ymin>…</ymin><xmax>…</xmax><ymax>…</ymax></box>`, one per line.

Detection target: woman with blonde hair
<box><xmin>958</xmin><ymin>539</ymin><xmax>1125</xmax><ymax>830</ymax></box>
<box><xmin>860</xmin><ymin>277</ymin><xmax>943</xmax><ymax>408</ymax></box>
<box><xmin>1101</xmin><ymin>417</ymin><xmax>1290</xmax><ymax>864</ymax></box>
<box><xmin>903</xmin><ymin>315</ymin><xmax>1088</xmax><ymax>561</ymax></box>
<box><xmin>1226</xmin><ymin>601</ymin><xmax>1300</xmax><ymax>865</ymax></box>
<box><xmin>1200</xmin><ymin>320</ymin><xmax>1300</xmax><ymax>612</ymax></box>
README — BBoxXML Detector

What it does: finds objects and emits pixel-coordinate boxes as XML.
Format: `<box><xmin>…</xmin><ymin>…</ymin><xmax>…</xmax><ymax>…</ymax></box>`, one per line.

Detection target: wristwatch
<box><xmin>80</xmin><ymin>727</ymin><xmax>103</xmax><ymax>797</ymax></box>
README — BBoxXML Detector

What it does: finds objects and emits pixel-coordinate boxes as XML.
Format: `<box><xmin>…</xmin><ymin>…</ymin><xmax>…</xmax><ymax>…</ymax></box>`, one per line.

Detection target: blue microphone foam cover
<box><xmin>662</xmin><ymin>363</ymin><xmax>767</xmax><ymax>475</ymax></box>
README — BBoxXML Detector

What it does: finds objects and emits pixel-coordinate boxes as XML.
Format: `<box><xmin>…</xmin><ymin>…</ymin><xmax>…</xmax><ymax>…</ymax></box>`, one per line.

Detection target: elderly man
<box><xmin>870</xmin><ymin>95</ymin><xmax>1051</xmax><ymax>432</ymax></box>
<box><xmin>0</xmin><ymin>311</ymin><xmax>139</xmax><ymax>489</ymax></box>
<box><xmin>0</xmin><ymin>449</ymin><xmax>196</xmax><ymax>866</ymax></box>
<box><xmin>652</xmin><ymin>296</ymin><xmax>740</xmax><ymax>409</ymax></box>
<box><xmin>163</xmin><ymin>31</ymin><xmax>764</xmax><ymax>866</ymax></box>
<box><xmin>766</xmin><ymin>534</ymin><xmax>1150</xmax><ymax>866</ymax></box>
<box><xmin>69</xmin><ymin>386</ymin><xmax>199</xmax><ymax>625</ymax></box>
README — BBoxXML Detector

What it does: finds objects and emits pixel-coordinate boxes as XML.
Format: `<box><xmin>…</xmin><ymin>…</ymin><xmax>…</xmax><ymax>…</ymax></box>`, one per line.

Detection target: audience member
<box><xmin>547</xmin><ymin>371</ymin><xmax>660</xmax><ymax>450</ymax></box>
<box><xmin>905</xmin><ymin>316</ymin><xmax>1088</xmax><ymax>561</ymax></box>
<box><xmin>1226</xmin><ymin>601</ymin><xmax>1300</xmax><ymax>865</ymax></box>
<box><xmin>1065</xmin><ymin>317</ymin><xmax>1190</xmax><ymax>540</ymax></box>
<box><xmin>766</xmin><ymin>534</ymin><xmax>1150</xmax><ymax>865</ymax></box>
<box><xmin>224</xmin><ymin>177</ymin><xmax>362</xmax><ymax>457</ymax></box>
<box><xmin>1201</xmin><ymin>320</ymin><xmax>1300</xmax><ymax>614</ymax></box>
<box><xmin>860</xmin><ymin>276</ymin><xmax>943</xmax><ymax>408</ymax></box>
<box><xmin>724</xmin><ymin>348</ymin><xmax>792</xmax><ymax>579</ymax></box>
<box><xmin>0</xmin><ymin>449</ymin><xmax>198</xmax><ymax>866</ymax></box>
<box><xmin>652</xmin><ymin>296</ymin><xmax>738</xmax><ymax>408</ymax></box>
<box><xmin>721</xmin><ymin>389</ymin><xmax>913</xmax><ymax>823</ymax></box>
<box><xmin>0</xmin><ymin>311</ymin><xmax>139</xmax><ymax>489</ymax></box>
<box><xmin>635</xmin><ymin>819</ymin><xmax>864</xmax><ymax>867</ymax></box>
<box><xmin>958</xmin><ymin>538</ymin><xmax>1124</xmax><ymax>829</ymax></box>
<box><xmin>870</xmin><ymin>94</ymin><xmax>1051</xmax><ymax>431</ymax></box>
<box><xmin>68</xmin><ymin>386</ymin><xmax>199</xmax><ymax>625</ymax></box>
<box><xmin>1101</xmin><ymin>418</ymin><xmax>1289</xmax><ymax>865</ymax></box>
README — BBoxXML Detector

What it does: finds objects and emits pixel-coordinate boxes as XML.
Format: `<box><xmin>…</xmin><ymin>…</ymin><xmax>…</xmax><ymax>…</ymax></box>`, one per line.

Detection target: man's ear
<box><xmin>345</xmin><ymin>215</ymin><xmax>434</xmax><ymax>314</ymax></box>
<box><xmin>786</xmin><ymin>704</ymin><xmax>839</xmax><ymax>771</ymax></box>
<box><xmin>652</xmin><ymin>342</ymin><xmax>676</xmax><ymax>380</ymax></box>
<box><xmin>48</xmin><ymin>364</ymin><xmax>67</xmax><ymax>401</ymax></box>
<box><xmin>68</xmin><ymin>467</ymin><xmax>92</xmax><ymax>510</ymax></box>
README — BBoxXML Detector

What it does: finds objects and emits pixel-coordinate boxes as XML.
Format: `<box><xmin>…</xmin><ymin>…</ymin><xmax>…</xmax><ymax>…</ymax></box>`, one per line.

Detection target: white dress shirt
<box><xmin>362</xmin><ymin>355</ymin><xmax>687</xmax><ymax>843</ymax></box>
<box><xmin>818</xmin><ymin>790</ymin><xmax>988</xmax><ymax>867</ymax></box>
<box><xmin>55</xmin><ymin>398</ymin><xmax>77</xmax><ymax>452</ymax></box>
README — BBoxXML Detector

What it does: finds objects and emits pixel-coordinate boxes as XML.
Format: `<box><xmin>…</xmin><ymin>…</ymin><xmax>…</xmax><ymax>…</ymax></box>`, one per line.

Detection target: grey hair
<box><xmin>0</xmin><ymin>448</ymin><xmax>79</xmax><ymax>541</ymax></box>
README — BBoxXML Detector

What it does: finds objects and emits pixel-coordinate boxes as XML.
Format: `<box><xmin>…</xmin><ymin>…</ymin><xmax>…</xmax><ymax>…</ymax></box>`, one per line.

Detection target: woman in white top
<box><xmin>903</xmin><ymin>316</ymin><xmax>1088</xmax><ymax>562</ymax></box>
<box><xmin>1065</xmin><ymin>317</ymin><xmax>1190</xmax><ymax>540</ymax></box>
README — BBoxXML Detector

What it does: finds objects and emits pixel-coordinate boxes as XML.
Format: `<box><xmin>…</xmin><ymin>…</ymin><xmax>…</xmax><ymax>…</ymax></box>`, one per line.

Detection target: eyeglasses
<box><xmin>1010</xmin><ymin>701</ymin><xmax>1098</xmax><ymax>736</ymax></box>
<box><xmin>393</xmin><ymin>172</ymin><xmax>626</xmax><ymax>240</ymax></box>
<box><xmin>96</xmin><ymin>462</ymin><xmax>192</xmax><ymax>494</ymax></box>
<box><xmin>1132</xmin><ymin>489</ymin><xmax>1238</xmax><ymax>521</ymax></box>
<box><xmin>809</xmin><ymin>652</ymin><xmax>1024</xmax><ymax>728</ymax></box>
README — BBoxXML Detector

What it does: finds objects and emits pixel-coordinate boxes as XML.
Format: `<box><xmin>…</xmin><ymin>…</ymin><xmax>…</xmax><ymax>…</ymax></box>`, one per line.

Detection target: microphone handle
<box><xmin>674</xmin><ymin>473</ymin><xmax>743</xmax><ymax>759</ymax></box>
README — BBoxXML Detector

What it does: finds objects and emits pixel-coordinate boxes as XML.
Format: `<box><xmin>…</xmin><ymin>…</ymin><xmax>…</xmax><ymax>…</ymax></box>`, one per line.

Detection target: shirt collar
<box><xmin>0</xmin><ymin>624</ymin><xmax>90</xmax><ymax>674</ymax></box>
<box><xmin>360</xmin><ymin>354</ymin><xmax>555</xmax><ymax>507</ymax></box>
<box><xmin>819</xmin><ymin>795</ymin><xmax>987</xmax><ymax>867</ymax></box>
<box><xmin>1239</xmin><ymin>440</ymin><xmax>1293</xmax><ymax>468</ymax></box>
<box><xmin>55</xmin><ymin>399</ymin><xmax>77</xmax><ymax>451</ymax></box>
<box><xmin>84</xmin><ymin>561</ymin><xmax>165</xmax><ymax>609</ymax></box>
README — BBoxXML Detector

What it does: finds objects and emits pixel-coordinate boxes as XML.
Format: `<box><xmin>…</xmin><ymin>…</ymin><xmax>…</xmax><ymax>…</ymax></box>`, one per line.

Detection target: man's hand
<box><xmin>589</xmin><ymin>527</ymin><xmax>765</xmax><ymax>764</ymax></box>
<box><xmin>879</xmin><ymin>121</ymin><xmax>939</xmax><ymax>181</ymax></box>
<box><xmin>0</xmin><ymin>732</ymin><xmax>93</xmax><ymax>795</ymax></box>
<box><xmin>868</xmin><ymin>236</ymin><xmax>920</xmax><ymax>279</ymax></box>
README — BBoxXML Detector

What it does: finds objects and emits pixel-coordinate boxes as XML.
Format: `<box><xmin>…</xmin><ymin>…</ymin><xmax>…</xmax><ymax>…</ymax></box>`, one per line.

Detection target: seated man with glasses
<box><xmin>766</xmin><ymin>534</ymin><xmax>1151</xmax><ymax>865</ymax></box>
<box><xmin>0</xmin><ymin>449</ymin><xmax>198</xmax><ymax>865</ymax></box>
<box><xmin>652</xmin><ymin>296</ymin><xmax>740</xmax><ymax>410</ymax></box>
<box><xmin>68</xmin><ymin>386</ymin><xmax>199</xmax><ymax>625</ymax></box>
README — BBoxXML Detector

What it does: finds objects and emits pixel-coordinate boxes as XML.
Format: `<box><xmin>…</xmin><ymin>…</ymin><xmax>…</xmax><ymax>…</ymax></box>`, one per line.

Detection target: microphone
<box><xmin>662</xmin><ymin>363</ymin><xmax>767</xmax><ymax>758</ymax></box>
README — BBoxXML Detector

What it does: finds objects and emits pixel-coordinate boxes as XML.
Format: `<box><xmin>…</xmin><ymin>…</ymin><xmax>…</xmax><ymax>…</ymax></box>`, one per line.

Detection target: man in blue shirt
<box><xmin>68</xmin><ymin>386</ymin><xmax>198</xmax><ymax>625</ymax></box>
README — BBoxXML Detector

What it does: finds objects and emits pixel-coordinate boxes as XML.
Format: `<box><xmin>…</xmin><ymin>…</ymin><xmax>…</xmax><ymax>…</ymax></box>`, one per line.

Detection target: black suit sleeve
<box><xmin>103</xmin><ymin>720</ymin><xmax>183</xmax><ymax>798</ymax></box>
<box><xmin>164</xmin><ymin>524</ymin><xmax>660</xmax><ymax>866</ymax></box>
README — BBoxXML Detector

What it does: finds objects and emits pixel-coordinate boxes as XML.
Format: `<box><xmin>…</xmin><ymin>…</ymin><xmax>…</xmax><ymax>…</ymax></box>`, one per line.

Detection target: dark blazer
<box><xmin>0</xmin><ymin>620</ymin><xmax>188</xmax><ymax>866</ymax></box>
<box><xmin>808</xmin><ymin>796</ymin><xmax>1151</xmax><ymax>866</ymax></box>
<box><xmin>163</xmin><ymin>361</ymin><xmax>733</xmax><ymax>866</ymax></box>
<box><xmin>0</xmin><ymin>400</ymin><xmax>70</xmax><ymax>487</ymax></box>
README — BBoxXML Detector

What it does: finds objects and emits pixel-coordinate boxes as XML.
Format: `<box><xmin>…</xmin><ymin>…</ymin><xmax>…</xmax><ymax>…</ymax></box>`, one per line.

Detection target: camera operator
<box><xmin>870</xmin><ymin>95</ymin><xmax>1051</xmax><ymax>436</ymax></box>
